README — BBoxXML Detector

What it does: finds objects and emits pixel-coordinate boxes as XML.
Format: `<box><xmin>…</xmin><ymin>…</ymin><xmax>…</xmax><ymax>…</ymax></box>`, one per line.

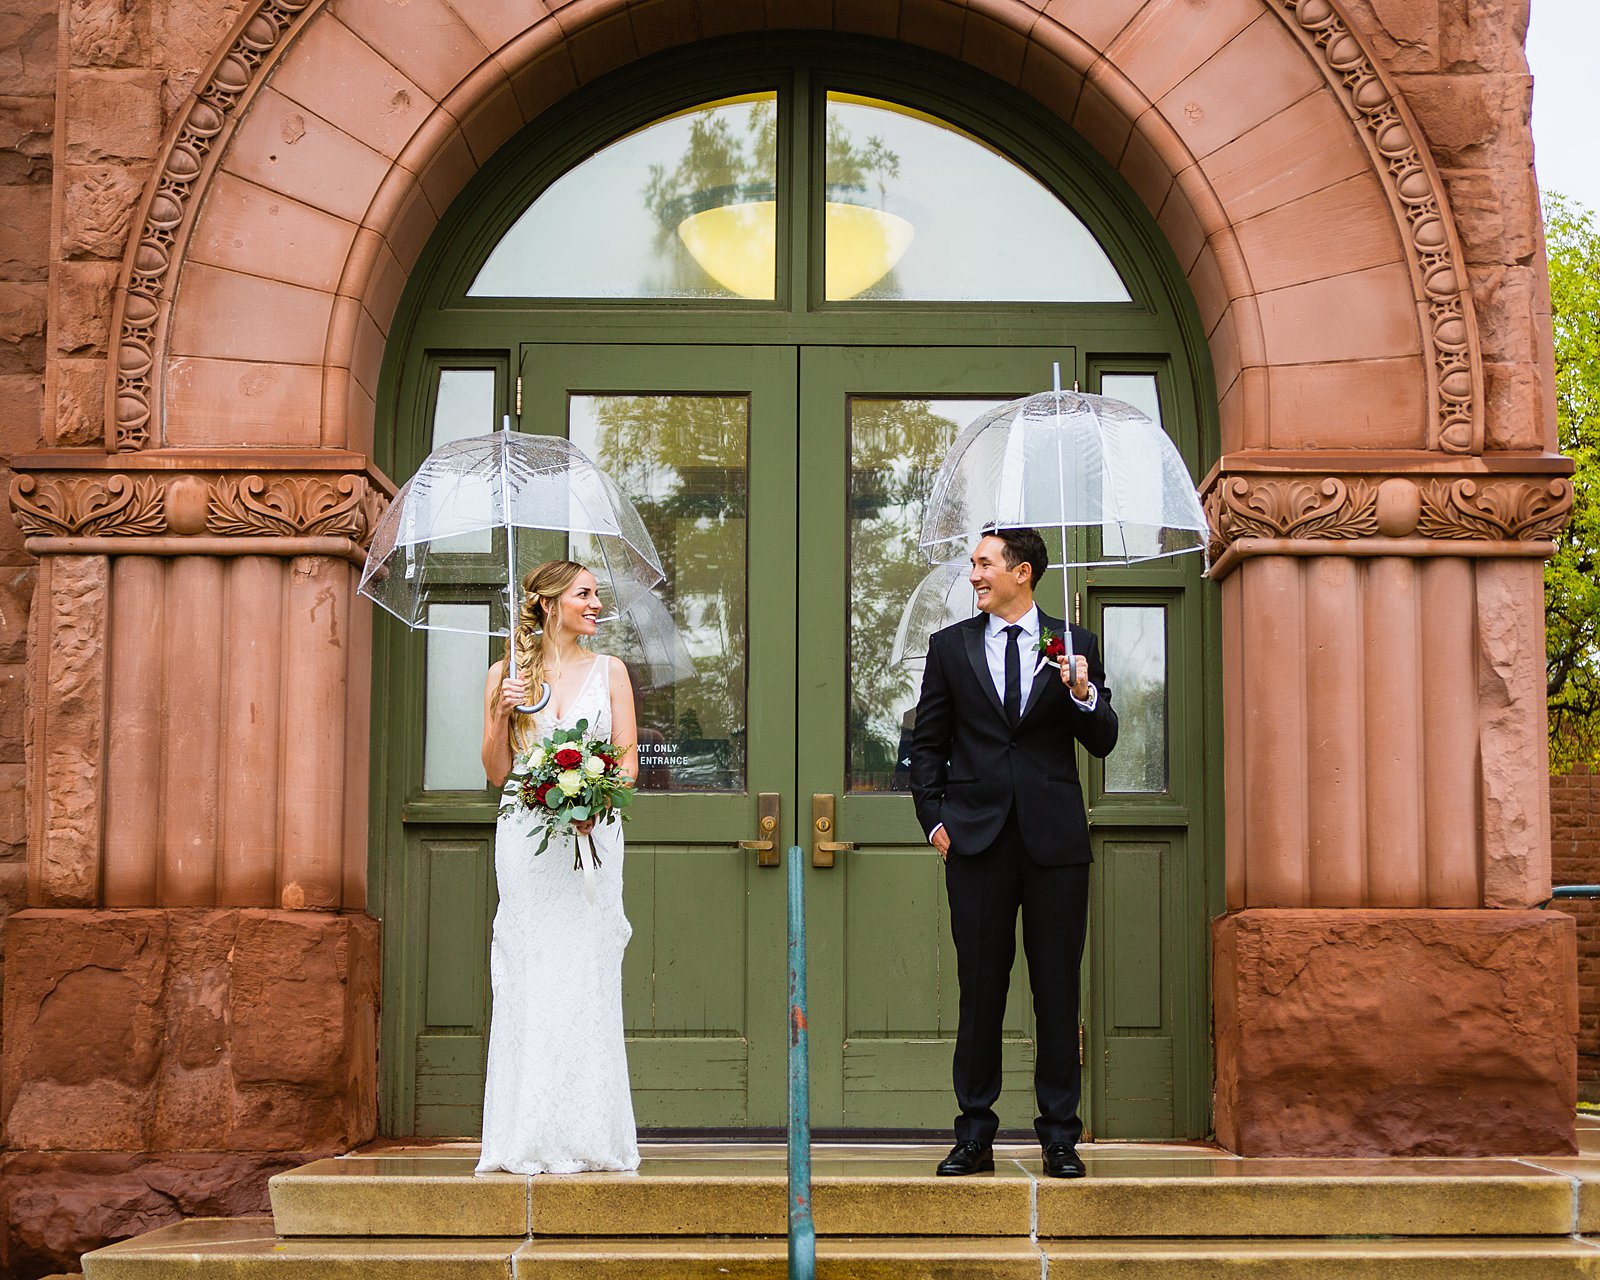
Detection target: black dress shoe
<box><xmin>936</xmin><ymin>1140</ymin><xmax>994</xmax><ymax>1176</ymax></box>
<box><xmin>1042</xmin><ymin>1142</ymin><xmax>1086</xmax><ymax>1178</ymax></box>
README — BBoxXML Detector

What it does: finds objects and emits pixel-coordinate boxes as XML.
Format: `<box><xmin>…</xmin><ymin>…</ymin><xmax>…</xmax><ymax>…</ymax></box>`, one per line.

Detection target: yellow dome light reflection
<box><xmin>677</xmin><ymin>194</ymin><xmax>914</xmax><ymax>301</ymax></box>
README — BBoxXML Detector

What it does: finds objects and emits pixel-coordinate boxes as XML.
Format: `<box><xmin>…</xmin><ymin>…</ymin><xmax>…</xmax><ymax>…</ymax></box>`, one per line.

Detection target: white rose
<box><xmin>557</xmin><ymin>768</ymin><xmax>584</xmax><ymax>797</ymax></box>
<box><xmin>529</xmin><ymin>747</ymin><xmax>546</xmax><ymax>770</ymax></box>
<box><xmin>583</xmin><ymin>755</ymin><xmax>605</xmax><ymax>777</ymax></box>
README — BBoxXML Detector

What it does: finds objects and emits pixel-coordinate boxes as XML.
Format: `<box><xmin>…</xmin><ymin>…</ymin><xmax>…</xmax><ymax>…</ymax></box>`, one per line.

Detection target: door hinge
<box><xmin>1078</xmin><ymin>1023</ymin><xmax>1085</xmax><ymax>1065</ymax></box>
<box><xmin>515</xmin><ymin>374</ymin><xmax>522</xmax><ymax>417</ymax></box>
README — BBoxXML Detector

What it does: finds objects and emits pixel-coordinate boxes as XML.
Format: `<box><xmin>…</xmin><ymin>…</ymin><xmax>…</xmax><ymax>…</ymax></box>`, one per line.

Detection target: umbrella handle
<box><xmin>514</xmin><ymin>681</ymin><xmax>552</xmax><ymax>716</ymax></box>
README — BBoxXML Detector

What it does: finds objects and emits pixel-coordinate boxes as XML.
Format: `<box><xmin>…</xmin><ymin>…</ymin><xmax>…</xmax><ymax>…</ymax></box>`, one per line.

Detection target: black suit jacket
<box><xmin>909</xmin><ymin>610</ymin><xmax>1118</xmax><ymax>866</ymax></box>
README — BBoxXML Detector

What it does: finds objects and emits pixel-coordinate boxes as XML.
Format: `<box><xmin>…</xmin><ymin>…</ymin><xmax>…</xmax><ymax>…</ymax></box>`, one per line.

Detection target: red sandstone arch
<box><xmin>110</xmin><ymin>0</ymin><xmax>1483</xmax><ymax>460</ymax></box>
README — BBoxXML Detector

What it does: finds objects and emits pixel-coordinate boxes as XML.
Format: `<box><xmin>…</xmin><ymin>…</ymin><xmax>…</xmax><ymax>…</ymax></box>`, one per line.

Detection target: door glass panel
<box><xmin>470</xmin><ymin>95</ymin><xmax>779</xmax><ymax>300</ymax></box>
<box><xmin>430</xmin><ymin>369</ymin><xmax>497</xmax><ymax>553</ymax></box>
<box><xmin>1101</xmin><ymin>604</ymin><xmax>1168</xmax><ymax>793</ymax></box>
<box><xmin>1098</xmin><ymin>373</ymin><xmax>1165</xmax><ymax>561</ymax></box>
<box><xmin>847</xmin><ymin>397</ymin><xmax>1004</xmax><ymax>792</ymax></box>
<box><xmin>569</xmin><ymin>394</ymin><xmax>749</xmax><ymax>791</ymax></box>
<box><xmin>424</xmin><ymin>603</ymin><xmax>491</xmax><ymax>790</ymax></box>
<box><xmin>823</xmin><ymin>94</ymin><xmax>1130</xmax><ymax>303</ymax></box>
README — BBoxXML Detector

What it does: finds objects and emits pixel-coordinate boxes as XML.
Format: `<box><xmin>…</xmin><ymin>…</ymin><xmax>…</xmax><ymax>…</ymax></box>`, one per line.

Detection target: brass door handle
<box><xmin>811</xmin><ymin>794</ymin><xmax>855</xmax><ymax>868</ymax></box>
<box><xmin>737</xmin><ymin>793</ymin><xmax>781</xmax><ymax>867</ymax></box>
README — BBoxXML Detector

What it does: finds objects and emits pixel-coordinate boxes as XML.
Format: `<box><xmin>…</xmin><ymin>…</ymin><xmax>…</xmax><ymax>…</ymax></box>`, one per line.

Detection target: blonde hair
<box><xmin>506</xmin><ymin>559</ymin><xmax>587</xmax><ymax>695</ymax></box>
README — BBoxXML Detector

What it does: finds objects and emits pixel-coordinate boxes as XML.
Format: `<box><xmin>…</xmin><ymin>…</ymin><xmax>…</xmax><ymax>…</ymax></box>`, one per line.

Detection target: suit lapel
<box><xmin>962</xmin><ymin>617</ymin><xmax>1006</xmax><ymax>720</ymax></box>
<box><xmin>1019</xmin><ymin>611</ymin><xmax>1065</xmax><ymax>723</ymax></box>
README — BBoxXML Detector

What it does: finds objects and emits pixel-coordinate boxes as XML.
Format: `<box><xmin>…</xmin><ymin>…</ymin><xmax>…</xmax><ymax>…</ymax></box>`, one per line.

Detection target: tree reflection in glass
<box><xmin>848</xmin><ymin>398</ymin><xmax>1003</xmax><ymax>792</ymax></box>
<box><xmin>570</xmin><ymin>395</ymin><xmax>748</xmax><ymax>791</ymax></box>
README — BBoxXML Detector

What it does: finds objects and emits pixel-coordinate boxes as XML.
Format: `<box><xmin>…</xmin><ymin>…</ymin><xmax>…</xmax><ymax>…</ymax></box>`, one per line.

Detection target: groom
<box><xmin>910</xmin><ymin>525</ymin><xmax>1118</xmax><ymax>1178</ymax></box>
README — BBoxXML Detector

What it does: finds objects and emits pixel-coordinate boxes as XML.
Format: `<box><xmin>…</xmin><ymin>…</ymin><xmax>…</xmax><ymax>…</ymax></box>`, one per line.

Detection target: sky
<box><xmin>1527</xmin><ymin>0</ymin><xmax>1600</xmax><ymax>215</ymax></box>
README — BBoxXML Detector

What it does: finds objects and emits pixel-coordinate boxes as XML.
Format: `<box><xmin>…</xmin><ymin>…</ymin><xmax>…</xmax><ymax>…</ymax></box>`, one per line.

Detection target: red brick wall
<box><xmin>1551</xmin><ymin>765</ymin><xmax>1600</xmax><ymax>1100</ymax></box>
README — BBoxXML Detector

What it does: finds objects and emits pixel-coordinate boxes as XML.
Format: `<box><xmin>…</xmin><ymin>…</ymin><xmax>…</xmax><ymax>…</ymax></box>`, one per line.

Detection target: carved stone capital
<box><xmin>1203</xmin><ymin>457</ymin><xmax>1573</xmax><ymax>577</ymax></box>
<box><xmin>8</xmin><ymin>452</ymin><xmax>391</xmax><ymax>560</ymax></box>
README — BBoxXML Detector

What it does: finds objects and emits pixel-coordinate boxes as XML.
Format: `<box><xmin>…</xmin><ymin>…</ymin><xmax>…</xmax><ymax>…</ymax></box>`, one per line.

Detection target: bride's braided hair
<box><xmin>507</xmin><ymin>559</ymin><xmax>586</xmax><ymax>698</ymax></box>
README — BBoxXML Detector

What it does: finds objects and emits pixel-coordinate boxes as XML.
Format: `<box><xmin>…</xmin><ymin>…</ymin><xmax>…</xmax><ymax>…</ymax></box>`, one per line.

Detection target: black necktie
<box><xmin>1003</xmin><ymin>624</ymin><xmax>1022</xmax><ymax>723</ymax></box>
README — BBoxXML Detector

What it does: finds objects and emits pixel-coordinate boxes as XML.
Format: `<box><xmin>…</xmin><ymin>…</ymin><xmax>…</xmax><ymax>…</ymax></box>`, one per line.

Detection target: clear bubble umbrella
<box><xmin>889</xmin><ymin>559</ymin><xmax>976</xmax><ymax>667</ymax></box>
<box><xmin>918</xmin><ymin>369</ymin><xmax>1210</xmax><ymax>571</ymax></box>
<box><xmin>360</xmin><ymin>421</ymin><xmax>688</xmax><ymax>703</ymax></box>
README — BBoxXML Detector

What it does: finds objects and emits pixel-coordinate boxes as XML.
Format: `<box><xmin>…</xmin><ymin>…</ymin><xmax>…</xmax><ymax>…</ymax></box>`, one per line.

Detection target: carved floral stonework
<box><xmin>103</xmin><ymin>0</ymin><xmax>1486</xmax><ymax>455</ymax></box>
<box><xmin>1416</xmin><ymin>478</ymin><xmax>1574</xmax><ymax>543</ymax></box>
<box><xmin>1275</xmin><ymin>0</ymin><xmax>1483</xmax><ymax>454</ymax></box>
<box><xmin>10</xmin><ymin>474</ymin><xmax>166</xmax><ymax>537</ymax></box>
<box><xmin>1206</xmin><ymin>473</ymin><xmax>1572</xmax><ymax>556</ymax></box>
<box><xmin>1209</xmin><ymin>476</ymin><xmax>1380</xmax><ymax>544</ymax></box>
<box><xmin>108</xmin><ymin>0</ymin><xmax>323</xmax><ymax>451</ymax></box>
<box><xmin>8</xmin><ymin>471</ymin><xmax>387</xmax><ymax>547</ymax></box>
<box><xmin>207</xmin><ymin>474</ymin><xmax>381</xmax><ymax>540</ymax></box>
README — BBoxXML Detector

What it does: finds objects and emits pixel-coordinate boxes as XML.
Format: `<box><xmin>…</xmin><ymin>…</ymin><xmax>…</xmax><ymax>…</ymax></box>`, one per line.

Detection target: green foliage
<box><xmin>1545</xmin><ymin>193</ymin><xmax>1600</xmax><ymax>769</ymax></box>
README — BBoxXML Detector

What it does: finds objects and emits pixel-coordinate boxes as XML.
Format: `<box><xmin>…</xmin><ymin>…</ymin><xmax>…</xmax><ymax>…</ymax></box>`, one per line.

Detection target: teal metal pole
<box><xmin>787</xmin><ymin>843</ymin><xmax>815</xmax><ymax>1279</ymax></box>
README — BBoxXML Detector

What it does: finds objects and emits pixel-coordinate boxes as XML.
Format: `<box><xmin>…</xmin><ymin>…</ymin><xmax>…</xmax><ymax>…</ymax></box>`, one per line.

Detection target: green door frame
<box><xmin>370</xmin><ymin>35</ymin><xmax>1223</xmax><ymax>1139</ymax></box>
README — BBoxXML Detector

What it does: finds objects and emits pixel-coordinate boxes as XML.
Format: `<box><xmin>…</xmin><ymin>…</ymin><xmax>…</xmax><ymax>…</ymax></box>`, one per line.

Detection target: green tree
<box><xmin>1545</xmin><ymin>193</ymin><xmax>1600</xmax><ymax>769</ymax></box>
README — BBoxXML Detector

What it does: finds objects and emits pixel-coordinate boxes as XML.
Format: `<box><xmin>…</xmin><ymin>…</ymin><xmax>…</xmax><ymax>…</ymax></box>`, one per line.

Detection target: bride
<box><xmin>476</xmin><ymin>559</ymin><xmax>641</xmax><ymax>1175</ymax></box>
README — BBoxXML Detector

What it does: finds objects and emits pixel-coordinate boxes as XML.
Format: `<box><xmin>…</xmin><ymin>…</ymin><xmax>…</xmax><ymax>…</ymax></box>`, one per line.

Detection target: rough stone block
<box><xmin>0</xmin><ymin>184</ymin><xmax>50</xmax><ymax>281</ymax></box>
<box><xmin>1</xmin><ymin>908</ymin><xmax>380</xmax><ymax>1153</ymax></box>
<box><xmin>69</xmin><ymin>0</ymin><xmax>152</xmax><ymax>67</ymax></box>
<box><xmin>1338</xmin><ymin>0</ymin><xmax>1441</xmax><ymax>72</ymax></box>
<box><xmin>2</xmin><ymin>1149</ymin><xmax>322</xmax><ymax>1279</ymax></box>
<box><xmin>52</xmin><ymin>259</ymin><xmax>119</xmax><ymax>355</ymax></box>
<box><xmin>0</xmin><ymin>2</ymin><xmax>58</xmax><ymax>99</ymax></box>
<box><xmin>1214</xmin><ymin>908</ymin><xmax>1577</xmax><ymax>1157</ymax></box>
<box><xmin>64</xmin><ymin>70</ymin><xmax>163</xmax><ymax>165</ymax></box>
<box><xmin>1441</xmin><ymin>0</ymin><xmax>1532</xmax><ymax>74</ymax></box>
<box><xmin>0</xmin><ymin>664</ymin><xmax>21</xmax><ymax>764</ymax></box>
<box><xmin>0</xmin><ymin>93</ymin><xmax>53</xmax><ymax>185</ymax></box>
<box><xmin>153</xmin><ymin>0</ymin><xmax>249</xmax><ymax>122</ymax></box>
<box><xmin>29</xmin><ymin>556</ymin><xmax>108</xmax><ymax>908</ymax></box>
<box><xmin>1478</xmin><ymin>558</ymin><xmax>1550</xmax><ymax>905</ymax></box>
<box><xmin>0</xmin><ymin>377</ymin><xmax>43</xmax><ymax>457</ymax></box>
<box><xmin>0</xmin><ymin>281</ymin><xmax>45</xmax><ymax>377</ymax></box>
<box><xmin>0</xmin><ymin>760</ymin><xmax>25</xmax><ymax>857</ymax></box>
<box><xmin>1440</xmin><ymin>165</ymin><xmax>1538</xmax><ymax>265</ymax></box>
<box><xmin>51</xmin><ymin>356</ymin><xmax>107</xmax><ymax>446</ymax></box>
<box><xmin>1471</xmin><ymin>264</ymin><xmax>1538</xmax><ymax>365</ymax></box>
<box><xmin>61</xmin><ymin>163</ymin><xmax>147</xmax><ymax>260</ymax></box>
<box><xmin>1394</xmin><ymin>72</ymin><xmax>1530</xmax><ymax>169</ymax></box>
<box><xmin>1484</xmin><ymin>359</ymin><xmax>1545</xmax><ymax>450</ymax></box>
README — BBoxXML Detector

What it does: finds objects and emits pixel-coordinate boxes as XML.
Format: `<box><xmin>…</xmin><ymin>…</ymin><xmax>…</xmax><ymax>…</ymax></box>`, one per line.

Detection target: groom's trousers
<box><xmin>944</xmin><ymin>805</ymin><xmax>1091</xmax><ymax>1148</ymax></box>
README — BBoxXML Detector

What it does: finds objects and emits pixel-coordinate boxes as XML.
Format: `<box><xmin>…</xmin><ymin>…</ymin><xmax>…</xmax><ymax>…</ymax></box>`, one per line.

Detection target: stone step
<box><xmin>266</xmin><ymin>1146</ymin><xmax>1585</xmax><ymax>1240</ymax></box>
<box><xmin>82</xmin><ymin>1219</ymin><xmax>1600</xmax><ymax>1279</ymax></box>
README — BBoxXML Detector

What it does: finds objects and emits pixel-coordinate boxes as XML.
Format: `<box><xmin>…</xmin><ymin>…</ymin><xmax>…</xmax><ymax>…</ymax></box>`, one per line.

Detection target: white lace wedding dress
<box><xmin>476</xmin><ymin>653</ymin><xmax>640</xmax><ymax>1175</ymax></box>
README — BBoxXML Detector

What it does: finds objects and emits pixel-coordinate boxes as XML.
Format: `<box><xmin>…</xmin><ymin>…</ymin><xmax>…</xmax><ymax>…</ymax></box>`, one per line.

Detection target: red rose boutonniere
<box><xmin>1036</xmin><ymin>628</ymin><xmax>1067</xmax><ymax>666</ymax></box>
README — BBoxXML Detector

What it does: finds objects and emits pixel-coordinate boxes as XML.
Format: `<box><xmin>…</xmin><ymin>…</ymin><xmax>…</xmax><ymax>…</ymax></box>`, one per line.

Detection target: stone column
<box><xmin>1204</xmin><ymin>456</ymin><xmax>1578</xmax><ymax>1156</ymax></box>
<box><xmin>2</xmin><ymin>452</ymin><xmax>388</xmax><ymax>1270</ymax></box>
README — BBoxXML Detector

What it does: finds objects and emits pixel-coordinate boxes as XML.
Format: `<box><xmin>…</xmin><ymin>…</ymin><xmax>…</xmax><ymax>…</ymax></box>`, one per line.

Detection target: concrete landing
<box><xmin>81</xmin><ymin>1126</ymin><xmax>1600</xmax><ymax>1279</ymax></box>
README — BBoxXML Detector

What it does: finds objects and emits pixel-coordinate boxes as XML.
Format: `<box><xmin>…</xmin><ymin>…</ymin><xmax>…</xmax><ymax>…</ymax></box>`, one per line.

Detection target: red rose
<box><xmin>554</xmin><ymin>747</ymin><xmax>583</xmax><ymax>769</ymax></box>
<box><xmin>534</xmin><ymin>781</ymin><xmax>556</xmax><ymax>807</ymax></box>
<box><xmin>1044</xmin><ymin>636</ymin><xmax>1067</xmax><ymax>659</ymax></box>
<box><xmin>599</xmin><ymin>752</ymin><xmax>617</xmax><ymax>771</ymax></box>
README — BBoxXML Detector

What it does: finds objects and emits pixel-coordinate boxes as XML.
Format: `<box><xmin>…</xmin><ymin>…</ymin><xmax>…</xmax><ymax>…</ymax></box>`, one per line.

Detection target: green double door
<box><xmin>383</xmin><ymin>341</ymin><xmax>1210</xmax><ymax>1139</ymax></box>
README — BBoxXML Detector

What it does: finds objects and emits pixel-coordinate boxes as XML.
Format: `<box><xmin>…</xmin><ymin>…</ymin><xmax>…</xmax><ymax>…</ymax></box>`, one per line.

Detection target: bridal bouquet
<box><xmin>499</xmin><ymin>720</ymin><xmax>634</xmax><ymax>884</ymax></box>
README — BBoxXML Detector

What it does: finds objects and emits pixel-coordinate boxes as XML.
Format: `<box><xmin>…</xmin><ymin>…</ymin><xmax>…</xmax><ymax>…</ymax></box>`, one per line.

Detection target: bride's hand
<box><xmin>573</xmin><ymin>817</ymin><xmax>596</xmax><ymax>835</ymax></box>
<box><xmin>498</xmin><ymin>676</ymin><xmax>528</xmax><ymax>715</ymax></box>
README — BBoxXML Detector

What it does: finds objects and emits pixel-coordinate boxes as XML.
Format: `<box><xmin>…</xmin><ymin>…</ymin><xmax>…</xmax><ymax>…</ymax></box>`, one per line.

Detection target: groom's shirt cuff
<box><xmin>929</xmin><ymin>822</ymin><xmax>944</xmax><ymax>846</ymax></box>
<box><xmin>1071</xmin><ymin>685</ymin><xmax>1098</xmax><ymax>712</ymax></box>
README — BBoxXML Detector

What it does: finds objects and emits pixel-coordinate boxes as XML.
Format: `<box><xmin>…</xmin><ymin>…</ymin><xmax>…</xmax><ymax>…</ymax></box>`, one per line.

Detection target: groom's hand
<box><xmin>1060</xmin><ymin>654</ymin><xmax>1091</xmax><ymax>700</ymax></box>
<box><xmin>931</xmin><ymin>826</ymin><xmax>951</xmax><ymax>861</ymax></box>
